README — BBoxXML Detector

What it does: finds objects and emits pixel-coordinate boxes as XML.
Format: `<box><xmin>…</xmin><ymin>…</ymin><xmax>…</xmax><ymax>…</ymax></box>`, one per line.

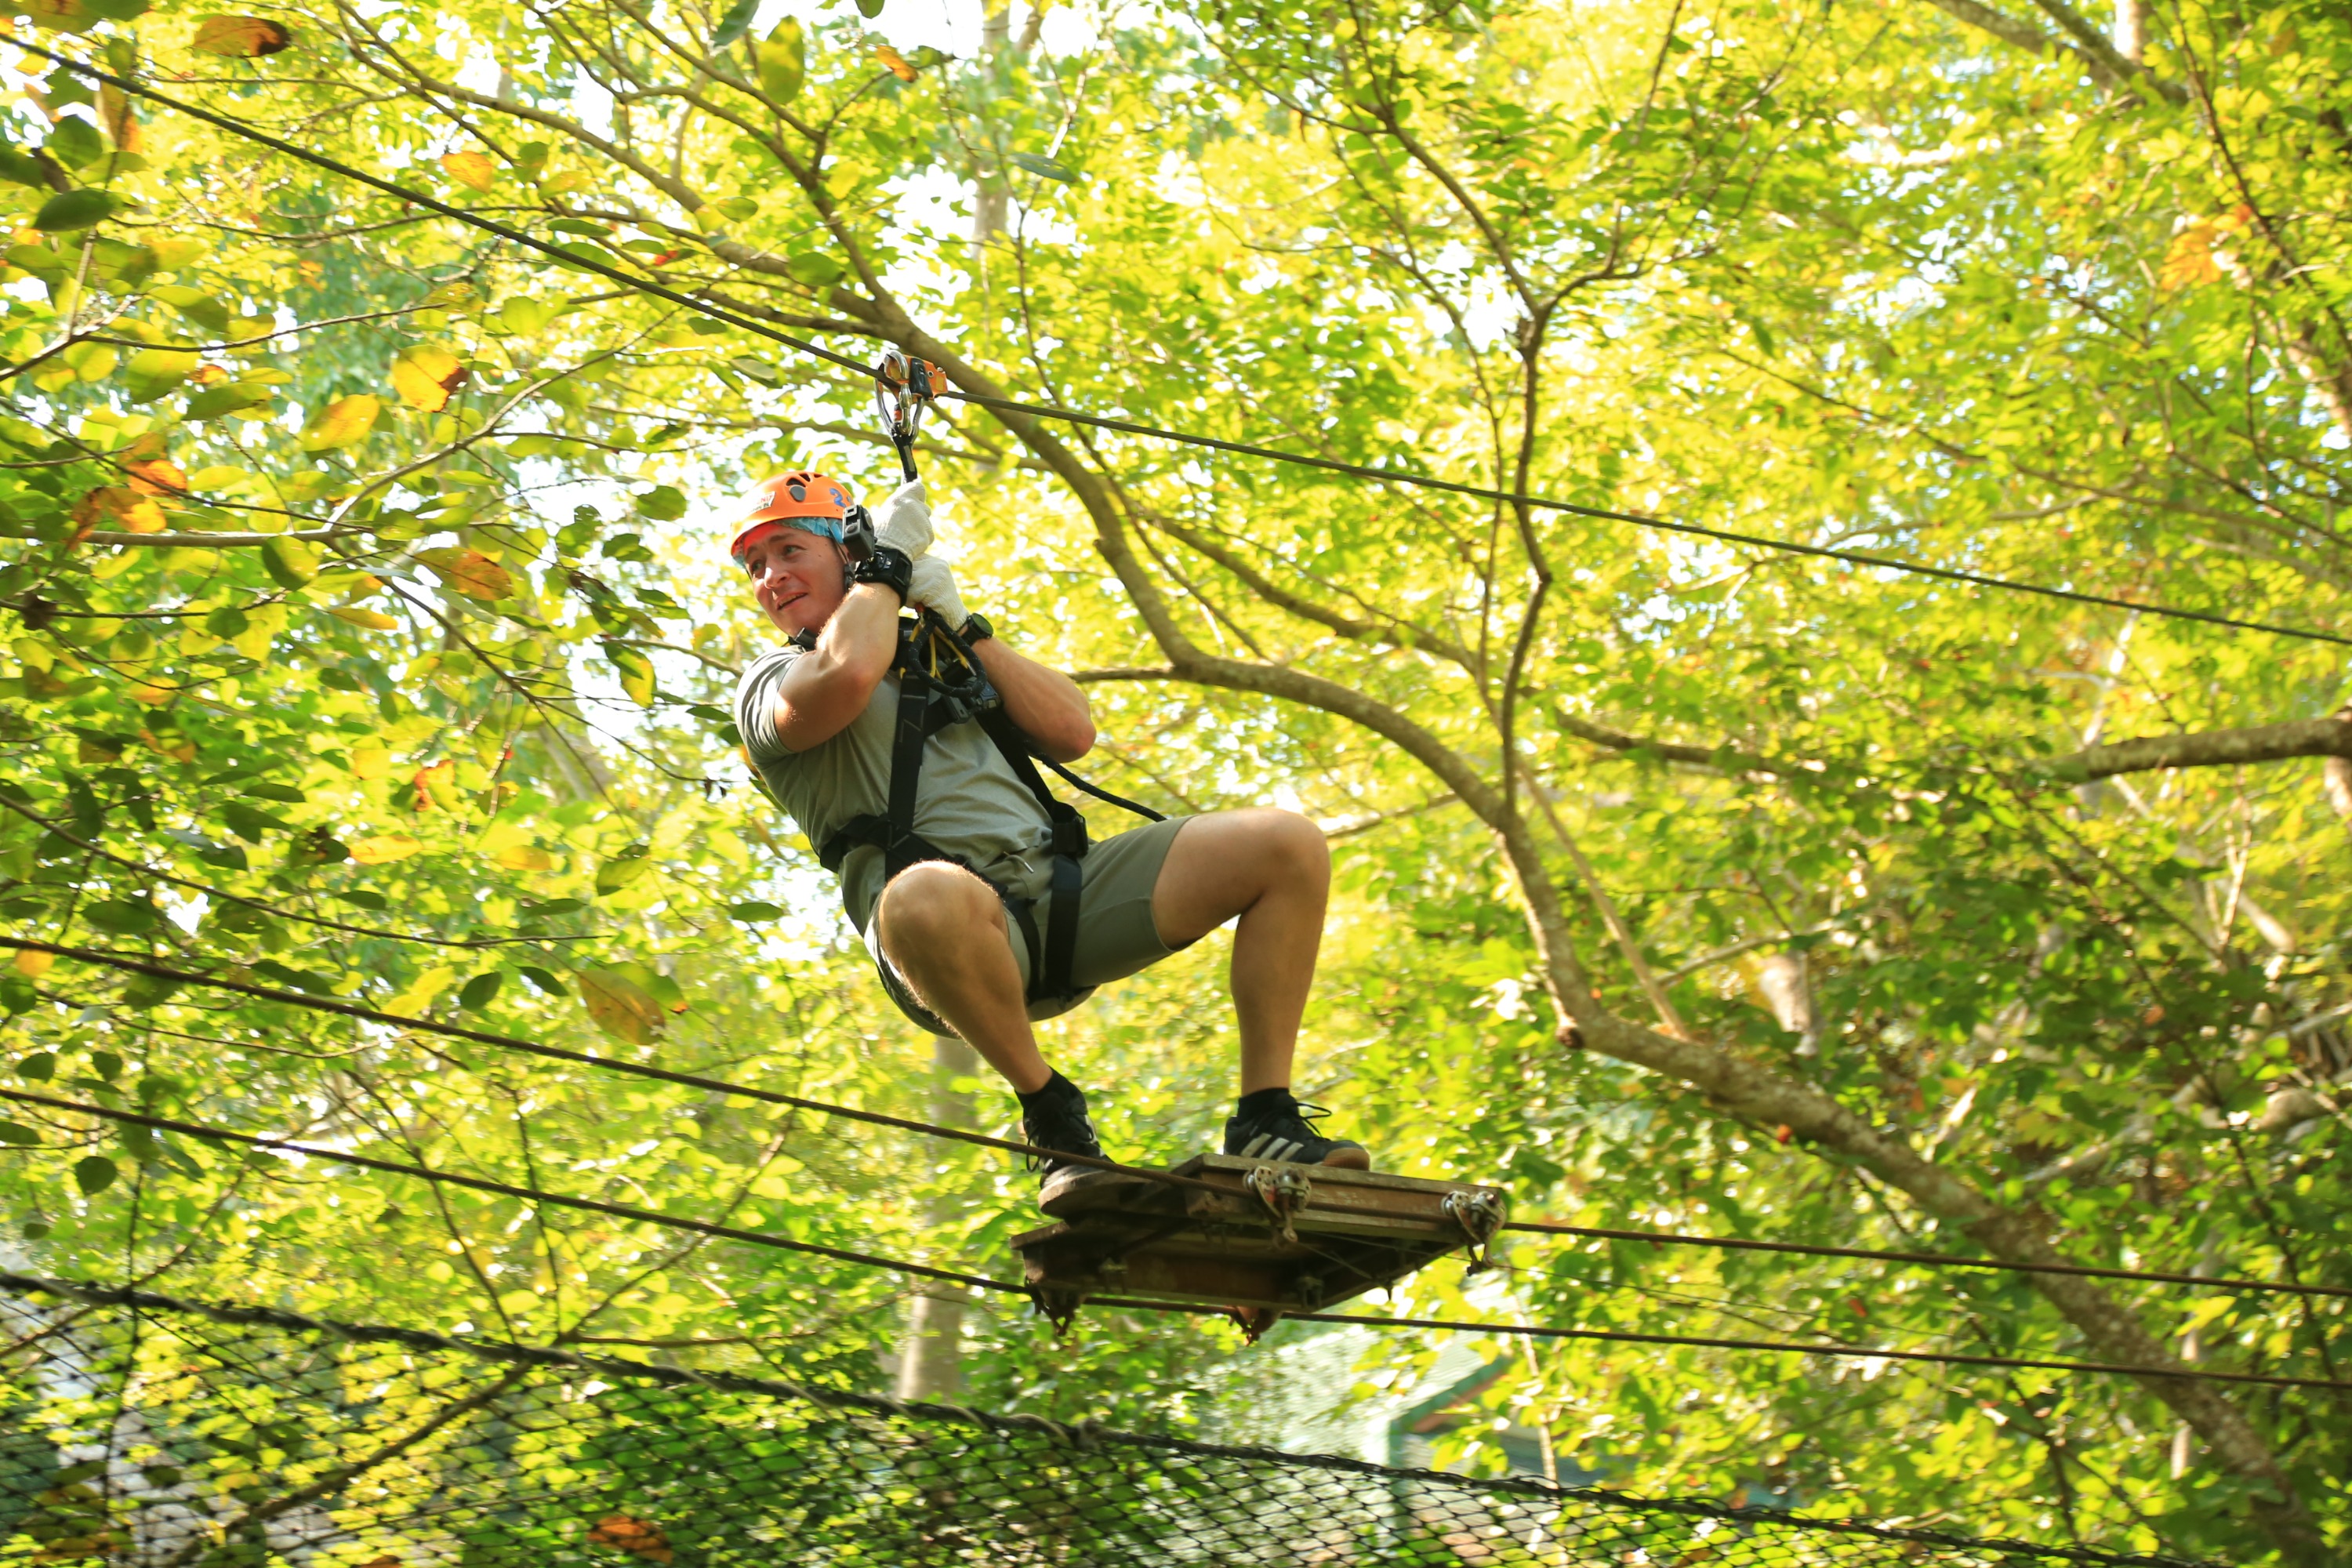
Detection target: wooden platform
<box><xmin>1011</xmin><ymin>1154</ymin><xmax>1508</xmax><ymax>1332</ymax></box>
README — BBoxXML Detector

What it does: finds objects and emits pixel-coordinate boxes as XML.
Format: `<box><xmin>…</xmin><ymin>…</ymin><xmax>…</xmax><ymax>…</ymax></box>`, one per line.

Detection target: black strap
<box><xmin>815</xmin><ymin>613</ymin><xmax>1155</xmax><ymax>1006</ymax></box>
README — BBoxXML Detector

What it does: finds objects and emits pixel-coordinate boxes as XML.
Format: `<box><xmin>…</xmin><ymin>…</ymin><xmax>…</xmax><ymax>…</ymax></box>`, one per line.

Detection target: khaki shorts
<box><xmin>866</xmin><ymin>815</ymin><xmax>1193</xmax><ymax>1036</ymax></box>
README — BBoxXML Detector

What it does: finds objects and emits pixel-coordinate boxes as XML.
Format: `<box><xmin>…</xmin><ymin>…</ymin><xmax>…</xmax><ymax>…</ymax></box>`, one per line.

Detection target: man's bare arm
<box><xmin>974</xmin><ymin>637</ymin><xmax>1094</xmax><ymax>763</ymax></box>
<box><xmin>769</xmin><ymin>583</ymin><xmax>903</xmax><ymax>750</ymax></box>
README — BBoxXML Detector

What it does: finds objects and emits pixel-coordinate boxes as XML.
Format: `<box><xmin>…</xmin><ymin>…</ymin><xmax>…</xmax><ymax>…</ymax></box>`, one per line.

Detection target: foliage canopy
<box><xmin>0</xmin><ymin>0</ymin><xmax>2345</xmax><ymax>1559</ymax></box>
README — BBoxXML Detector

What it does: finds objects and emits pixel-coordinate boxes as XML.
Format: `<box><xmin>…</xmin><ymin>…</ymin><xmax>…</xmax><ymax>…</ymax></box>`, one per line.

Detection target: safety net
<box><xmin>0</xmin><ymin>1273</ymin><xmax>2203</xmax><ymax>1568</ymax></box>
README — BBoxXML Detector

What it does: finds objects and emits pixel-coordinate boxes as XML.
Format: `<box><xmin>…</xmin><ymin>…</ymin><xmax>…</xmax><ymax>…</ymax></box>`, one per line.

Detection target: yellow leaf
<box><xmin>348</xmin><ymin>742</ymin><xmax>390</xmax><ymax>780</ymax></box>
<box><xmin>875</xmin><ymin>43</ymin><xmax>917</xmax><ymax>81</ymax></box>
<box><xmin>579</xmin><ymin>968</ymin><xmax>664</xmax><ymax>1046</ymax></box>
<box><xmin>76</xmin><ymin>485</ymin><xmax>165</xmax><ymax>535</ymax></box>
<box><xmin>327</xmin><ymin>605</ymin><xmax>400</xmax><ymax>630</ymax></box>
<box><xmin>408</xmin><ymin>760</ymin><xmax>456</xmax><ymax>811</ymax></box>
<box><xmin>61</xmin><ymin>341</ymin><xmax>115</xmax><ymax>382</ymax></box>
<box><xmin>13</xmin><ymin>949</ymin><xmax>53</xmax><ymax>978</ymax></box>
<box><xmin>184</xmin><ymin>465</ymin><xmax>252</xmax><ymax>490</ymax></box>
<box><xmin>124</xmin><ymin>458</ymin><xmax>190</xmax><ymax>496</ymax></box>
<box><xmin>348</xmin><ymin>833</ymin><xmax>423</xmax><ymax>865</ymax></box>
<box><xmin>390</xmin><ymin>346</ymin><xmax>469</xmax><ymax>412</ymax></box>
<box><xmin>387</xmin><ymin>964</ymin><xmax>457</xmax><ymax>1014</ymax></box>
<box><xmin>414</xmin><ymin>546</ymin><xmax>514</xmax><ymax>602</ymax></box>
<box><xmin>2158</xmin><ymin>223</ymin><xmax>2224</xmax><ymax>292</ymax></box>
<box><xmin>496</xmin><ymin>844</ymin><xmax>554</xmax><ymax>871</ymax></box>
<box><xmin>302</xmin><ymin>394</ymin><xmax>380</xmax><ymax>452</ymax></box>
<box><xmin>440</xmin><ymin>151</ymin><xmax>498</xmax><ymax>194</ymax></box>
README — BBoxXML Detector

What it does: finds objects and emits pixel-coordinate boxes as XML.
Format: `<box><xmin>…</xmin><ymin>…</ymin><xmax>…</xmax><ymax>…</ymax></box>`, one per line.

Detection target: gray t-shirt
<box><xmin>734</xmin><ymin>644</ymin><xmax>1057</xmax><ymax>929</ymax></box>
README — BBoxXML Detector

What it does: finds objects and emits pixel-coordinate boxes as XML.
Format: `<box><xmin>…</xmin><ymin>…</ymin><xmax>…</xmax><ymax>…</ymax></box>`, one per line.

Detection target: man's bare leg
<box><xmin>1149</xmin><ymin>809</ymin><xmax>1331</xmax><ymax>1094</ymax></box>
<box><xmin>873</xmin><ymin>861</ymin><xmax>1051</xmax><ymax>1093</ymax></box>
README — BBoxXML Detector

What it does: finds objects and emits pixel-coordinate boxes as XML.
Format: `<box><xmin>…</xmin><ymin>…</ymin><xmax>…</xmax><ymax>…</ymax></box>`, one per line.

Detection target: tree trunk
<box><xmin>895</xmin><ymin>1035</ymin><xmax>979</xmax><ymax>1401</ymax></box>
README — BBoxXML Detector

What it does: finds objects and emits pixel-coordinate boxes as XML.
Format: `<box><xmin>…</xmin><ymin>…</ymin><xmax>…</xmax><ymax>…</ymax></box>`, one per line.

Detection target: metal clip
<box><xmin>1444</xmin><ymin>1189</ymin><xmax>1506</xmax><ymax>1274</ymax></box>
<box><xmin>873</xmin><ymin>346</ymin><xmax>946</xmax><ymax>481</ymax></box>
<box><xmin>1245</xmin><ymin>1163</ymin><xmax>1312</xmax><ymax>1246</ymax></box>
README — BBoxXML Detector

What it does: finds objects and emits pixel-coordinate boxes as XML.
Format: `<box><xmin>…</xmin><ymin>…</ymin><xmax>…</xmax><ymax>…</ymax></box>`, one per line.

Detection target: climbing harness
<box><xmin>813</xmin><ymin>610</ymin><xmax>1157</xmax><ymax>1005</ymax></box>
<box><xmin>873</xmin><ymin>345</ymin><xmax>947</xmax><ymax>484</ymax></box>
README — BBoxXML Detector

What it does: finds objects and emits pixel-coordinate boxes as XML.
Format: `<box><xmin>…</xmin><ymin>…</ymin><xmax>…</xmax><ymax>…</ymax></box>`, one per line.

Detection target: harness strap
<box><xmin>816</xmin><ymin>614</ymin><xmax>1121</xmax><ymax>1007</ymax></box>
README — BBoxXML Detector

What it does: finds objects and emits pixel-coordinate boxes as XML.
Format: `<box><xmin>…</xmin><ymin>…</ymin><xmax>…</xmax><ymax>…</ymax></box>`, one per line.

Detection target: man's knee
<box><xmin>1247</xmin><ymin>808</ymin><xmax>1329</xmax><ymax>888</ymax></box>
<box><xmin>875</xmin><ymin>862</ymin><xmax>1004</xmax><ymax>958</ymax></box>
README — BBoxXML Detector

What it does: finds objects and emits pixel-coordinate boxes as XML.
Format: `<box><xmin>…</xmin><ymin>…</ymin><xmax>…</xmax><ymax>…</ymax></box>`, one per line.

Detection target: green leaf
<box><xmin>122</xmin><ymin>348</ymin><xmax>200</xmax><ymax>403</ymax></box>
<box><xmin>0</xmin><ymin>1121</ymin><xmax>39</xmax><ymax>1147</ymax></box>
<box><xmin>186</xmin><ymin>383</ymin><xmax>274</xmax><ymax>421</ymax></box>
<box><xmin>601</xmin><ymin>643</ymin><xmax>656</xmax><ymax>708</ymax></box>
<box><xmin>728</xmin><ymin>900</ymin><xmax>784</xmax><ymax>921</ymax></box>
<box><xmin>16</xmin><ymin>1052</ymin><xmax>56</xmax><ymax>1081</ymax></box>
<box><xmin>43</xmin><ymin>117</ymin><xmax>104</xmax><ymax>171</ymax></box>
<box><xmin>220</xmin><ymin>800</ymin><xmax>292</xmax><ymax>842</ymax></box>
<box><xmin>595</xmin><ymin>844</ymin><xmax>654</xmax><ymax>895</ymax></box>
<box><xmin>855</xmin><ymin>0</ymin><xmax>884</xmax><ymax>16</ymax></box>
<box><xmin>73</xmin><ymin>1154</ymin><xmax>118</xmax><ymax>1195</ymax></box>
<box><xmin>783</xmin><ymin>252</ymin><xmax>844</xmax><ymax>286</ymax></box>
<box><xmin>518</xmin><ymin>964</ymin><xmax>567</xmax><ymax>996</ymax></box>
<box><xmin>755</xmin><ymin>20</ymin><xmax>805</xmax><ymax>102</ymax></box>
<box><xmin>261</xmin><ymin>536</ymin><xmax>320</xmax><ymax>590</ymax></box>
<box><xmin>458</xmin><ymin>971</ymin><xmax>503</xmax><ymax>1011</ymax></box>
<box><xmin>33</xmin><ymin>188</ymin><xmax>118</xmax><ymax>233</ymax></box>
<box><xmin>147</xmin><ymin>285</ymin><xmax>230</xmax><ymax>334</ymax></box>
<box><xmin>635</xmin><ymin>485</ymin><xmax>687</xmax><ymax>521</ymax></box>
<box><xmin>1008</xmin><ymin>151</ymin><xmax>1079</xmax><ymax>183</ymax></box>
<box><xmin>82</xmin><ymin>897</ymin><xmax>161</xmax><ymax>934</ymax></box>
<box><xmin>711</xmin><ymin>0</ymin><xmax>759</xmax><ymax>49</ymax></box>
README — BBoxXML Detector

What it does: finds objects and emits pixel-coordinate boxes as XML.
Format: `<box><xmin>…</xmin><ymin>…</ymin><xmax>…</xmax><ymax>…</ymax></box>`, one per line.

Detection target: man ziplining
<box><xmin>724</xmin><ymin>466</ymin><xmax>1372</xmax><ymax>1203</ymax></box>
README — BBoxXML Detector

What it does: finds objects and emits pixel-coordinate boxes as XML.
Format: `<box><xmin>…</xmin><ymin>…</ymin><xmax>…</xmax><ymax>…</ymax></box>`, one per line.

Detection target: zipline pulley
<box><xmin>874</xmin><ymin>345</ymin><xmax>947</xmax><ymax>483</ymax></box>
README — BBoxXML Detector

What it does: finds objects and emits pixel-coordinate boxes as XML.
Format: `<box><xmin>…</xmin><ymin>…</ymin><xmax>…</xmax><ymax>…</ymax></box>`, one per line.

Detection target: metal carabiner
<box><xmin>873</xmin><ymin>345</ymin><xmax>946</xmax><ymax>483</ymax></box>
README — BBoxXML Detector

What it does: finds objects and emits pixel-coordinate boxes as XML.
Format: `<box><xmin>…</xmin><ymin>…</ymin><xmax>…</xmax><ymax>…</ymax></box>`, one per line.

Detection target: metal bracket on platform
<box><xmin>1444</xmin><ymin>1189</ymin><xmax>1506</xmax><ymax>1272</ymax></box>
<box><xmin>1245</xmin><ymin>1164</ymin><xmax>1312</xmax><ymax>1245</ymax></box>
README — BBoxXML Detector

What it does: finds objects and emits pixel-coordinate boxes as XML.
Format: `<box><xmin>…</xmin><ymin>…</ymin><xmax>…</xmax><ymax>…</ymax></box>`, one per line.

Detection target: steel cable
<box><xmin>5</xmin><ymin>1085</ymin><xmax>2349</xmax><ymax>1392</ymax></box>
<box><xmin>11</xmin><ymin>938</ymin><xmax>2347</xmax><ymax>1305</ymax></box>
<box><xmin>10</xmin><ymin>42</ymin><xmax>2347</xmax><ymax>651</ymax></box>
<box><xmin>0</xmin><ymin>1270</ymin><xmax>2221</xmax><ymax>1568</ymax></box>
<box><xmin>0</xmin><ymin>1084</ymin><xmax>1022</xmax><ymax>1297</ymax></box>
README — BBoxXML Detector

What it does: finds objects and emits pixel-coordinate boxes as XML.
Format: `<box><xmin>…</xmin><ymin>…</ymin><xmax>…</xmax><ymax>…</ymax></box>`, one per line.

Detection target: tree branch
<box><xmin>2045</xmin><ymin>714</ymin><xmax>2352</xmax><ymax>780</ymax></box>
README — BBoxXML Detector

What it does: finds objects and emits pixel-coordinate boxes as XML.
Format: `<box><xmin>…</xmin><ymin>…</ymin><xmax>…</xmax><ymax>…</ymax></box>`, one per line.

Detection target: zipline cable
<box><xmin>1495</xmin><ymin>1218</ymin><xmax>2352</xmax><ymax>1301</ymax></box>
<box><xmin>11</xmin><ymin>939</ymin><xmax>2350</xmax><ymax>1305</ymax></box>
<box><xmin>5</xmin><ymin>1085</ymin><xmax>2346</xmax><ymax>1393</ymax></box>
<box><xmin>1088</xmin><ymin>1298</ymin><xmax>2352</xmax><ymax>1393</ymax></box>
<box><xmin>1</xmin><ymin>937</ymin><xmax>1228</xmax><ymax>1202</ymax></box>
<box><xmin>16</xmin><ymin>43</ymin><xmax>2350</xmax><ymax>653</ymax></box>
<box><xmin>0</xmin><ymin>1084</ymin><xmax>1022</xmax><ymax>1297</ymax></box>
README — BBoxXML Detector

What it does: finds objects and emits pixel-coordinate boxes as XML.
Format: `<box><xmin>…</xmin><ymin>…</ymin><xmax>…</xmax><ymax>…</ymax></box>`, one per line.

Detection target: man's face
<box><xmin>739</xmin><ymin>526</ymin><xmax>848</xmax><ymax>636</ymax></box>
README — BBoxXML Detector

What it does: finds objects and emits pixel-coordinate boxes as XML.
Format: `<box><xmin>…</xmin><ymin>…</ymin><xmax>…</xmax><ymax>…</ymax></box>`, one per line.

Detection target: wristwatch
<box><xmin>846</xmin><ymin>544</ymin><xmax>913</xmax><ymax>604</ymax></box>
<box><xmin>959</xmin><ymin>612</ymin><xmax>996</xmax><ymax>644</ymax></box>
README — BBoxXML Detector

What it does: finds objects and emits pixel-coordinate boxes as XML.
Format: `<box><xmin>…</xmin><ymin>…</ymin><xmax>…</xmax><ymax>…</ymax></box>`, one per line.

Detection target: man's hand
<box><xmin>906</xmin><ymin>554</ymin><xmax>968</xmax><ymax>630</ymax></box>
<box><xmin>873</xmin><ymin>479</ymin><xmax>934</xmax><ymax>561</ymax></box>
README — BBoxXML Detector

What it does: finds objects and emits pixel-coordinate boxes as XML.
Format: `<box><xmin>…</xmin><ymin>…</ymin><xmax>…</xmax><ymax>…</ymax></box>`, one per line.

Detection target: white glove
<box><xmin>873</xmin><ymin>478</ymin><xmax>933</xmax><ymax>561</ymax></box>
<box><xmin>906</xmin><ymin>554</ymin><xmax>967</xmax><ymax>630</ymax></box>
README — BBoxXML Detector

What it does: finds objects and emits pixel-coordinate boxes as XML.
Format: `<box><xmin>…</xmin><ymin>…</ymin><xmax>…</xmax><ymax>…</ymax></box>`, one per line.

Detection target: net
<box><xmin>0</xmin><ymin>1272</ymin><xmax>2203</xmax><ymax>1568</ymax></box>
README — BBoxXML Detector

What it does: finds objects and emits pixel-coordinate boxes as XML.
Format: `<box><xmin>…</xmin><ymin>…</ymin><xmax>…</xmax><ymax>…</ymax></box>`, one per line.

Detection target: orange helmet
<box><xmin>726</xmin><ymin>469</ymin><xmax>853</xmax><ymax>562</ymax></box>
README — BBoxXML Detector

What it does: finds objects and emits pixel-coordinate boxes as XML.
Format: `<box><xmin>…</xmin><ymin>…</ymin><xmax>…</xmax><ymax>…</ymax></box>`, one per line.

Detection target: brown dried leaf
<box><xmin>191</xmin><ymin>15</ymin><xmax>293</xmax><ymax>56</ymax></box>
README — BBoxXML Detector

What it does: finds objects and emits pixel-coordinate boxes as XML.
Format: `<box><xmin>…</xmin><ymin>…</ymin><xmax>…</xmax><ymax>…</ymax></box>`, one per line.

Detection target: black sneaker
<box><xmin>1020</xmin><ymin>1079</ymin><xmax>1105</xmax><ymax>1207</ymax></box>
<box><xmin>1224</xmin><ymin>1091</ymin><xmax>1371</xmax><ymax>1171</ymax></box>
